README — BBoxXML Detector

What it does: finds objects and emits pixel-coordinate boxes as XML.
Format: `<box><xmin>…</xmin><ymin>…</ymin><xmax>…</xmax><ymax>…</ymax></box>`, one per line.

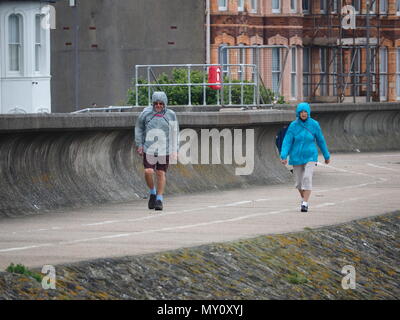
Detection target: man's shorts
<box><xmin>143</xmin><ymin>153</ymin><xmax>169</xmax><ymax>172</ymax></box>
<box><xmin>293</xmin><ymin>162</ymin><xmax>316</xmax><ymax>190</ymax></box>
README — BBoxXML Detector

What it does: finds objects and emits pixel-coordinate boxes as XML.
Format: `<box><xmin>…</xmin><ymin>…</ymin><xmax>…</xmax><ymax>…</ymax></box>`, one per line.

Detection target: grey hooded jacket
<box><xmin>135</xmin><ymin>92</ymin><xmax>179</xmax><ymax>156</ymax></box>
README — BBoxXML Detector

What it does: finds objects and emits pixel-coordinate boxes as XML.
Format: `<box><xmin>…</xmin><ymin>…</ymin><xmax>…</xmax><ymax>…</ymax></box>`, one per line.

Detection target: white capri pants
<box><xmin>293</xmin><ymin>162</ymin><xmax>316</xmax><ymax>191</ymax></box>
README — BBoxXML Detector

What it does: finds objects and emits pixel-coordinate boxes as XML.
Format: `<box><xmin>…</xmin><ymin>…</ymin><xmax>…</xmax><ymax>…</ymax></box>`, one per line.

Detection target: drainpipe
<box><xmin>206</xmin><ymin>0</ymin><xmax>210</xmax><ymax>64</ymax></box>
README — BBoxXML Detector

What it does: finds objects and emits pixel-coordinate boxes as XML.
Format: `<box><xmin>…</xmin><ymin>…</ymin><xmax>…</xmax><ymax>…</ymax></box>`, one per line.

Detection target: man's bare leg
<box><xmin>156</xmin><ymin>170</ymin><xmax>166</xmax><ymax>196</ymax></box>
<box><xmin>144</xmin><ymin>168</ymin><xmax>155</xmax><ymax>189</ymax></box>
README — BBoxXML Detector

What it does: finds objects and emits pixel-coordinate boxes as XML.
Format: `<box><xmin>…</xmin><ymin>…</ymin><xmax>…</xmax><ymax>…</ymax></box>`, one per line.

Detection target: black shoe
<box><xmin>154</xmin><ymin>199</ymin><xmax>163</xmax><ymax>211</ymax></box>
<box><xmin>148</xmin><ymin>194</ymin><xmax>156</xmax><ymax>209</ymax></box>
<box><xmin>301</xmin><ymin>204</ymin><xmax>308</xmax><ymax>212</ymax></box>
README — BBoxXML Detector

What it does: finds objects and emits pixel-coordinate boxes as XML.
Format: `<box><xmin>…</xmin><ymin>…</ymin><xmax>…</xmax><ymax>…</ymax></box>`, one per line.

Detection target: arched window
<box><xmin>8</xmin><ymin>14</ymin><xmax>23</xmax><ymax>72</ymax></box>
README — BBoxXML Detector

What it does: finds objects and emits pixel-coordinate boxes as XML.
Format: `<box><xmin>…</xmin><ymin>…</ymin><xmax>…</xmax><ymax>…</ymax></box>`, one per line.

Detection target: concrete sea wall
<box><xmin>0</xmin><ymin>110</ymin><xmax>293</xmax><ymax>217</ymax></box>
<box><xmin>0</xmin><ymin>103</ymin><xmax>399</xmax><ymax>217</ymax></box>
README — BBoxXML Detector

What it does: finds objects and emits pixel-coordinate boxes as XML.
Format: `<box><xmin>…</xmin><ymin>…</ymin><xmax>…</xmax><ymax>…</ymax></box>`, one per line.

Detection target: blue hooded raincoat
<box><xmin>280</xmin><ymin>102</ymin><xmax>330</xmax><ymax>166</ymax></box>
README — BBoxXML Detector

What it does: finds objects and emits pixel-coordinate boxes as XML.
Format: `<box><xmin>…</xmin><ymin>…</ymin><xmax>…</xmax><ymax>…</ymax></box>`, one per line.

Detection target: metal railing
<box><xmin>134</xmin><ymin>63</ymin><xmax>258</xmax><ymax>107</ymax></box>
<box><xmin>71</xmin><ymin>106</ymin><xmax>134</xmax><ymax>114</ymax></box>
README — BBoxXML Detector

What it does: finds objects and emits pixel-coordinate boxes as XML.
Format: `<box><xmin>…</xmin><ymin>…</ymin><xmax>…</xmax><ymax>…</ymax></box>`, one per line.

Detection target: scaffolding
<box><xmin>304</xmin><ymin>0</ymin><xmax>383</xmax><ymax>103</ymax></box>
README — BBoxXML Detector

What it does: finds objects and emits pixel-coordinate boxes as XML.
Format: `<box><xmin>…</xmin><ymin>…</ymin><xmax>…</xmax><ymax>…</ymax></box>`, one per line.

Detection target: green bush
<box><xmin>6</xmin><ymin>263</ymin><xmax>43</xmax><ymax>283</ymax></box>
<box><xmin>127</xmin><ymin>68</ymin><xmax>285</xmax><ymax>106</ymax></box>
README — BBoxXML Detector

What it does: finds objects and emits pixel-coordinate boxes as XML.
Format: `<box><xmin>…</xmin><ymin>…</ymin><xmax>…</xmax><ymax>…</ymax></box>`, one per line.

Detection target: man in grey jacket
<box><xmin>135</xmin><ymin>91</ymin><xmax>179</xmax><ymax>211</ymax></box>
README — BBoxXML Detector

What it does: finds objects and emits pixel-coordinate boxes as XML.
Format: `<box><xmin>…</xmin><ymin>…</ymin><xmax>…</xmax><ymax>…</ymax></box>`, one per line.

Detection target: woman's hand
<box><xmin>281</xmin><ymin>159</ymin><xmax>288</xmax><ymax>165</ymax></box>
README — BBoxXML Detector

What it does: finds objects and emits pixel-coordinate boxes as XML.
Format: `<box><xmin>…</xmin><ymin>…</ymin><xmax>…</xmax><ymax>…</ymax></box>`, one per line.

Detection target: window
<box><xmin>272</xmin><ymin>48</ymin><xmax>281</xmax><ymax>93</ymax></box>
<box><xmin>35</xmin><ymin>15</ymin><xmax>42</xmax><ymax>72</ymax></box>
<box><xmin>397</xmin><ymin>0</ymin><xmax>400</xmax><ymax>15</ymax></box>
<box><xmin>290</xmin><ymin>0</ymin><xmax>296</xmax><ymax>12</ymax></box>
<box><xmin>303</xmin><ymin>47</ymin><xmax>311</xmax><ymax>97</ymax></box>
<box><xmin>332</xmin><ymin>48</ymin><xmax>338</xmax><ymax>96</ymax></box>
<box><xmin>352</xmin><ymin>0</ymin><xmax>360</xmax><ymax>13</ymax></box>
<box><xmin>368</xmin><ymin>0</ymin><xmax>376</xmax><ymax>14</ymax></box>
<box><xmin>291</xmin><ymin>47</ymin><xmax>297</xmax><ymax>99</ymax></box>
<box><xmin>380</xmin><ymin>47</ymin><xmax>388</xmax><ymax>100</ymax></box>
<box><xmin>369</xmin><ymin>47</ymin><xmax>377</xmax><ymax>92</ymax></box>
<box><xmin>351</xmin><ymin>48</ymin><xmax>361</xmax><ymax>96</ymax></box>
<box><xmin>250</xmin><ymin>47</ymin><xmax>258</xmax><ymax>81</ymax></box>
<box><xmin>250</xmin><ymin>0</ymin><xmax>257</xmax><ymax>13</ymax></box>
<box><xmin>331</xmin><ymin>0</ymin><xmax>338</xmax><ymax>13</ymax></box>
<box><xmin>218</xmin><ymin>0</ymin><xmax>227</xmax><ymax>11</ymax></box>
<box><xmin>238</xmin><ymin>0</ymin><xmax>244</xmax><ymax>12</ymax></box>
<box><xmin>380</xmin><ymin>0</ymin><xmax>388</xmax><ymax>14</ymax></box>
<box><xmin>320</xmin><ymin>48</ymin><xmax>328</xmax><ymax>96</ymax></box>
<box><xmin>272</xmin><ymin>0</ymin><xmax>280</xmax><ymax>13</ymax></box>
<box><xmin>302</xmin><ymin>0</ymin><xmax>310</xmax><ymax>13</ymax></box>
<box><xmin>320</xmin><ymin>0</ymin><xmax>327</xmax><ymax>13</ymax></box>
<box><xmin>396</xmin><ymin>49</ymin><xmax>400</xmax><ymax>99</ymax></box>
<box><xmin>238</xmin><ymin>44</ymin><xmax>245</xmax><ymax>80</ymax></box>
<box><xmin>220</xmin><ymin>44</ymin><xmax>229</xmax><ymax>74</ymax></box>
<box><xmin>8</xmin><ymin>14</ymin><xmax>22</xmax><ymax>72</ymax></box>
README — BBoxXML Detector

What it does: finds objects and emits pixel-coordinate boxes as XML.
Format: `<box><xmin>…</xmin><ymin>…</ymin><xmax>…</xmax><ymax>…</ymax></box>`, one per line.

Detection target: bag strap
<box><xmin>298</xmin><ymin>120</ymin><xmax>316</xmax><ymax>141</ymax></box>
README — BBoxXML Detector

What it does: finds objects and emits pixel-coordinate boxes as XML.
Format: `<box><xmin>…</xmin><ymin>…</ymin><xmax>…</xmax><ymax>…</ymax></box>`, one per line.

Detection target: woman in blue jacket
<box><xmin>280</xmin><ymin>102</ymin><xmax>330</xmax><ymax>212</ymax></box>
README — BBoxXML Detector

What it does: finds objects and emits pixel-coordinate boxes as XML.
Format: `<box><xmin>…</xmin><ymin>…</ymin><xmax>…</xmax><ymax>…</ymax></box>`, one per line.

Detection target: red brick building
<box><xmin>210</xmin><ymin>0</ymin><xmax>400</xmax><ymax>103</ymax></box>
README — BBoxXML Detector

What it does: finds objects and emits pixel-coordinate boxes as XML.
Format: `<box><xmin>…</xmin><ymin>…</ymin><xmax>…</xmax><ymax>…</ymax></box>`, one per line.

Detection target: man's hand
<box><xmin>281</xmin><ymin>159</ymin><xmax>288</xmax><ymax>165</ymax></box>
<box><xmin>325</xmin><ymin>159</ymin><xmax>330</xmax><ymax>165</ymax></box>
<box><xmin>137</xmin><ymin>146</ymin><xmax>144</xmax><ymax>156</ymax></box>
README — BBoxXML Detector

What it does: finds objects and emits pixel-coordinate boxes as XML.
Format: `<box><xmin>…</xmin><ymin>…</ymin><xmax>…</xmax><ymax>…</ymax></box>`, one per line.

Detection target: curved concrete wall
<box><xmin>0</xmin><ymin>111</ymin><xmax>293</xmax><ymax>217</ymax></box>
<box><xmin>0</xmin><ymin>104</ymin><xmax>399</xmax><ymax>217</ymax></box>
<box><xmin>273</xmin><ymin>103</ymin><xmax>400</xmax><ymax>152</ymax></box>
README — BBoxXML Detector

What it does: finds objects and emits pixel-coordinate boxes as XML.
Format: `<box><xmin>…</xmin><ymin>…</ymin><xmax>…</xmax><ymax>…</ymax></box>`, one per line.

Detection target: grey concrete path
<box><xmin>0</xmin><ymin>152</ymin><xmax>399</xmax><ymax>270</ymax></box>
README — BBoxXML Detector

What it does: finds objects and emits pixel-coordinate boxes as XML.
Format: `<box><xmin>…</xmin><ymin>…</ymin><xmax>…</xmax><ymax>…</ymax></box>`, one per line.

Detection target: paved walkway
<box><xmin>0</xmin><ymin>152</ymin><xmax>399</xmax><ymax>270</ymax></box>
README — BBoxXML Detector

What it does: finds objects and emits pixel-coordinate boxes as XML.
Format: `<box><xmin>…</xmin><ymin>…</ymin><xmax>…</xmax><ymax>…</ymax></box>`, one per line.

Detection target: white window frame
<box><xmin>290</xmin><ymin>0</ymin><xmax>297</xmax><ymax>13</ymax></box>
<box><xmin>220</xmin><ymin>44</ymin><xmax>229</xmax><ymax>75</ymax></box>
<box><xmin>250</xmin><ymin>0</ymin><xmax>258</xmax><ymax>13</ymax></box>
<box><xmin>303</xmin><ymin>47</ymin><xmax>311</xmax><ymax>97</ymax></box>
<box><xmin>218</xmin><ymin>0</ymin><xmax>228</xmax><ymax>11</ymax></box>
<box><xmin>8</xmin><ymin>13</ymin><xmax>23</xmax><ymax>74</ymax></box>
<box><xmin>380</xmin><ymin>47</ymin><xmax>388</xmax><ymax>101</ymax></box>
<box><xmin>272</xmin><ymin>0</ymin><xmax>281</xmax><ymax>13</ymax></box>
<box><xmin>272</xmin><ymin>47</ymin><xmax>281</xmax><ymax>94</ymax></box>
<box><xmin>238</xmin><ymin>44</ymin><xmax>246</xmax><ymax>80</ymax></box>
<box><xmin>397</xmin><ymin>0</ymin><xmax>400</xmax><ymax>16</ymax></box>
<box><xmin>238</xmin><ymin>0</ymin><xmax>244</xmax><ymax>12</ymax></box>
<box><xmin>291</xmin><ymin>47</ymin><xmax>297</xmax><ymax>99</ymax></box>
<box><xmin>396</xmin><ymin>48</ymin><xmax>400</xmax><ymax>100</ymax></box>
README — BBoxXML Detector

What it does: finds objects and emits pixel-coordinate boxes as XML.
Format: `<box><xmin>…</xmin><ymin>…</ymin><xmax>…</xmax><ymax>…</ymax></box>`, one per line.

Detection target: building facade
<box><xmin>51</xmin><ymin>0</ymin><xmax>205</xmax><ymax>113</ymax></box>
<box><xmin>0</xmin><ymin>0</ymin><xmax>55</xmax><ymax>114</ymax></box>
<box><xmin>210</xmin><ymin>0</ymin><xmax>400</xmax><ymax>103</ymax></box>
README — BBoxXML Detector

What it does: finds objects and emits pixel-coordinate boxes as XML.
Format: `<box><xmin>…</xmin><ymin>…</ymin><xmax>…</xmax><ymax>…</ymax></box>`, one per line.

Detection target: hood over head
<box><xmin>296</xmin><ymin>102</ymin><xmax>311</xmax><ymax>118</ymax></box>
<box><xmin>152</xmin><ymin>91</ymin><xmax>168</xmax><ymax>112</ymax></box>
